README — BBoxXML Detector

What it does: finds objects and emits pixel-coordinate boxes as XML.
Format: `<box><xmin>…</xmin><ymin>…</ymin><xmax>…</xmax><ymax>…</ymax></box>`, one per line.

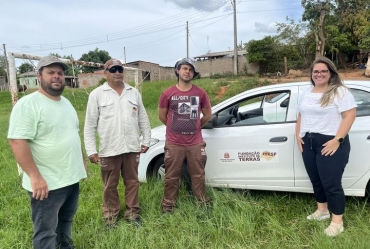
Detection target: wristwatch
<box><xmin>336</xmin><ymin>137</ymin><xmax>344</xmax><ymax>143</ymax></box>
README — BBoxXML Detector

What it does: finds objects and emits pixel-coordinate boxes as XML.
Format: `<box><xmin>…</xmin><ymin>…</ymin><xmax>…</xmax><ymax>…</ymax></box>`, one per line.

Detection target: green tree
<box><xmin>246</xmin><ymin>36</ymin><xmax>281</xmax><ymax>74</ymax></box>
<box><xmin>79</xmin><ymin>48</ymin><xmax>111</xmax><ymax>73</ymax></box>
<box><xmin>276</xmin><ymin>17</ymin><xmax>314</xmax><ymax>67</ymax></box>
<box><xmin>301</xmin><ymin>0</ymin><xmax>370</xmax><ymax>65</ymax></box>
<box><xmin>48</xmin><ymin>53</ymin><xmax>79</xmax><ymax>76</ymax></box>
<box><xmin>330</xmin><ymin>0</ymin><xmax>370</xmax><ymax>66</ymax></box>
<box><xmin>0</xmin><ymin>54</ymin><xmax>5</xmax><ymax>68</ymax></box>
<box><xmin>18</xmin><ymin>63</ymin><xmax>34</xmax><ymax>74</ymax></box>
<box><xmin>0</xmin><ymin>54</ymin><xmax>7</xmax><ymax>81</ymax></box>
<box><xmin>359</xmin><ymin>25</ymin><xmax>370</xmax><ymax>50</ymax></box>
<box><xmin>301</xmin><ymin>0</ymin><xmax>331</xmax><ymax>58</ymax></box>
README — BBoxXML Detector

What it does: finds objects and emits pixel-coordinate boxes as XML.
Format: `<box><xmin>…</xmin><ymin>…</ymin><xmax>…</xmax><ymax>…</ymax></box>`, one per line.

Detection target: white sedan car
<box><xmin>139</xmin><ymin>81</ymin><xmax>370</xmax><ymax>196</ymax></box>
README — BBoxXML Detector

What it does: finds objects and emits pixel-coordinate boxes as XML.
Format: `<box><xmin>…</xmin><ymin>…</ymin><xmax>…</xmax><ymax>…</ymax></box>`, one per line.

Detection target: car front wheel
<box><xmin>152</xmin><ymin>156</ymin><xmax>165</xmax><ymax>180</ymax></box>
<box><xmin>150</xmin><ymin>156</ymin><xmax>192</xmax><ymax>192</ymax></box>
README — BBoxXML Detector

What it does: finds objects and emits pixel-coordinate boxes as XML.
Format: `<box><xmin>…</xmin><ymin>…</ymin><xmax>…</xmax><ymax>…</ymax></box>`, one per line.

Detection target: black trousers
<box><xmin>28</xmin><ymin>183</ymin><xmax>79</xmax><ymax>249</ymax></box>
<box><xmin>301</xmin><ymin>133</ymin><xmax>350</xmax><ymax>215</ymax></box>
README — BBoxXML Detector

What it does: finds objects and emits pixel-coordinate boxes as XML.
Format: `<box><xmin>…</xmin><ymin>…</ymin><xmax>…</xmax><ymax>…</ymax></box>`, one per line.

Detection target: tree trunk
<box><xmin>338</xmin><ymin>51</ymin><xmax>347</xmax><ymax>70</ymax></box>
<box><xmin>284</xmin><ymin>57</ymin><xmax>288</xmax><ymax>76</ymax></box>
<box><xmin>315</xmin><ymin>0</ymin><xmax>329</xmax><ymax>58</ymax></box>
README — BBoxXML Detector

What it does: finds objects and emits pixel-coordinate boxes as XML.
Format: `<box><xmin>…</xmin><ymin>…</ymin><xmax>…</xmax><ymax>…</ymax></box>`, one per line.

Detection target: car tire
<box><xmin>152</xmin><ymin>156</ymin><xmax>165</xmax><ymax>180</ymax></box>
<box><xmin>150</xmin><ymin>155</ymin><xmax>193</xmax><ymax>194</ymax></box>
<box><xmin>365</xmin><ymin>180</ymin><xmax>370</xmax><ymax>197</ymax></box>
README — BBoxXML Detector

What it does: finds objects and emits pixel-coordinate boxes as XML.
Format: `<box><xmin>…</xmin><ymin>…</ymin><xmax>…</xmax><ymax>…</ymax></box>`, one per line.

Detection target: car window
<box><xmin>349</xmin><ymin>88</ymin><xmax>370</xmax><ymax>117</ymax></box>
<box><xmin>216</xmin><ymin>91</ymin><xmax>290</xmax><ymax>126</ymax></box>
<box><xmin>265</xmin><ymin>92</ymin><xmax>289</xmax><ymax>103</ymax></box>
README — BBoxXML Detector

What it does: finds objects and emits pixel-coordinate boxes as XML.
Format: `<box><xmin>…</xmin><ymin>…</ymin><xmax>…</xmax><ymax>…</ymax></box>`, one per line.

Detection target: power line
<box><xmin>6</xmin><ymin>1</ymin><xmax>229</xmax><ymax>52</ymax></box>
<box><xmin>125</xmin><ymin>13</ymin><xmax>234</xmax><ymax>50</ymax></box>
<box><xmin>237</xmin><ymin>7</ymin><xmax>302</xmax><ymax>14</ymax></box>
<box><xmin>192</xmin><ymin>32</ymin><xmax>233</xmax><ymax>44</ymax></box>
<box><xmin>5</xmin><ymin>4</ymin><xmax>302</xmax><ymax>53</ymax></box>
<box><xmin>189</xmin><ymin>34</ymin><xmax>203</xmax><ymax>54</ymax></box>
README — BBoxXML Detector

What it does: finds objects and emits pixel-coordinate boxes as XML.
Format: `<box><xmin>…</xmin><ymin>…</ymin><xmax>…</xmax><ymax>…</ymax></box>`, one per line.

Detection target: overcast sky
<box><xmin>0</xmin><ymin>0</ymin><xmax>303</xmax><ymax>67</ymax></box>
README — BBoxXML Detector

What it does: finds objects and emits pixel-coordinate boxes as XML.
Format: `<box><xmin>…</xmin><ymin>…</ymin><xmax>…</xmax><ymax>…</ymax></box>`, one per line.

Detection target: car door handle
<box><xmin>368</xmin><ymin>135</ymin><xmax>370</xmax><ymax>140</ymax></box>
<box><xmin>270</xmin><ymin>136</ymin><xmax>288</xmax><ymax>142</ymax></box>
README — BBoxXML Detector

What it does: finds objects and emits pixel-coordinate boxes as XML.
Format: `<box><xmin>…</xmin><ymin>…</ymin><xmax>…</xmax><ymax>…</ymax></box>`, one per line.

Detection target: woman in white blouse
<box><xmin>296</xmin><ymin>57</ymin><xmax>357</xmax><ymax>236</ymax></box>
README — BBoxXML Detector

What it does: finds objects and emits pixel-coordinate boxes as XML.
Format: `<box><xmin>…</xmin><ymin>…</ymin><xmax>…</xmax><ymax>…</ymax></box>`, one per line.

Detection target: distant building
<box><xmin>193</xmin><ymin>50</ymin><xmax>259</xmax><ymax>76</ymax></box>
<box><xmin>78</xmin><ymin>70</ymin><xmax>105</xmax><ymax>88</ymax></box>
<box><xmin>125</xmin><ymin>61</ymin><xmax>176</xmax><ymax>82</ymax></box>
<box><xmin>18</xmin><ymin>72</ymin><xmax>38</xmax><ymax>88</ymax></box>
<box><xmin>78</xmin><ymin>61</ymin><xmax>177</xmax><ymax>88</ymax></box>
<box><xmin>18</xmin><ymin>71</ymin><xmax>78</xmax><ymax>89</ymax></box>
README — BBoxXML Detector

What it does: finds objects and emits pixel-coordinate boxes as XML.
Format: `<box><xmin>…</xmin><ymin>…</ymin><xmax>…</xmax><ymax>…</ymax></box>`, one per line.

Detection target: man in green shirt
<box><xmin>8</xmin><ymin>55</ymin><xmax>87</xmax><ymax>249</ymax></box>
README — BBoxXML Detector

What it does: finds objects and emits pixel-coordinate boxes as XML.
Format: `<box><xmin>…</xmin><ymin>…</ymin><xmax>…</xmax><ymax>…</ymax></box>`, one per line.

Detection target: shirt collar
<box><xmin>102</xmin><ymin>82</ymin><xmax>133</xmax><ymax>91</ymax></box>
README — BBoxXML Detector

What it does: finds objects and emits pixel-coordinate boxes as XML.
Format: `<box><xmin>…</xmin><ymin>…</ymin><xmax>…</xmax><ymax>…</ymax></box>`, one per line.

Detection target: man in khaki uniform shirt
<box><xmin>84</xmin><ymin>59</ymin><xmax>151</xmax><ymax>227</ymax></box>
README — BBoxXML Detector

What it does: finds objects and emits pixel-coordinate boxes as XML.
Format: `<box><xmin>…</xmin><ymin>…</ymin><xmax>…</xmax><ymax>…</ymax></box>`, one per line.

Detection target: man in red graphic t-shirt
<box><xmin>158</xmin><ymin>58</ymin><xmax>212</xmax><ymax>213</ymax></box>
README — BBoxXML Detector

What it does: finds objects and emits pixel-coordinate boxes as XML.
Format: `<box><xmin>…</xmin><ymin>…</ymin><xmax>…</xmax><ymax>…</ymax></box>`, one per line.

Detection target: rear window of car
<box><xmin>349</xmin><ymin>88</ymin><xmax>370</xmax><ymax>117</ymax></box>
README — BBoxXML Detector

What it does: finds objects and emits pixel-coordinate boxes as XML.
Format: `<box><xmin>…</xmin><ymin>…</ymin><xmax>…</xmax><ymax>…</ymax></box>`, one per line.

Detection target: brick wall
<box><xmin>78</xmin><ymin>71</ymin><xmax>105</xmax><ymax>88</ymax></box>
<box><xmin>156</xmin><ymin>67</ymin><xmax>177</xmax><ymax>81</ymax></box>
<box><xmin>78</xmin><ymin>69</ymin><xmax>142</xmax><ymax>88</ymax></box>
<box><xmin>194</xmin><ymin>57</ymin><xmax>259</xmax><ymax>77</ymax></box>
<box><xmin>126</xmin><ymin>62</ymin><xmax>177</xmax><ymax>82</ymax></box>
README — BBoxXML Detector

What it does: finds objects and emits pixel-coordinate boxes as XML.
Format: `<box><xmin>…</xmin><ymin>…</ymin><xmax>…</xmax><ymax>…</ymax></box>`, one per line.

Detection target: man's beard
<box><xmin>40</xmin><ymin>78</ymin><xmax>65</xmax><ymax>96</ymax></box>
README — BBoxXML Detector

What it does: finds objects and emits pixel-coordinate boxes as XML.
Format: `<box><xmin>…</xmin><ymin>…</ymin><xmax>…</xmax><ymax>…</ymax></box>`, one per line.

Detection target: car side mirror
<box><xmin>280</xmin><ymin>98</ymin><xmax>289</xmax><ymax>108</ymax></box>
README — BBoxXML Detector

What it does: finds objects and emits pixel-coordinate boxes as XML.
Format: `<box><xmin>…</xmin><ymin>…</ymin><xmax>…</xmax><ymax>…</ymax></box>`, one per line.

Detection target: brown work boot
<box><xmin>103</xmin><ymin>215</ymin><xmax>118</xmax><ymax>229</ymax></box>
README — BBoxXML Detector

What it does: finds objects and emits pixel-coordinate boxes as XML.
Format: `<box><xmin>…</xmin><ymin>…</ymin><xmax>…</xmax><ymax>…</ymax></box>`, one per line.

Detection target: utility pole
<box><xmin>124</xmin><ymin>47</ymin><xmax>127</xmax><ymax>64</ymax></box>
<box><xmin>186</xmin><ymin>21</ymin><xmax>189</xmax><ymax>58</ymax></box>
<box><xmin>71</xmin><ymin>54</ymin><xmax>76</xmax><ymax>88</ymax></box>
<box><xmin>2</xmin><ymin>44</ymin><xmax>10</xmax><ymax>82</ymax></box>
<box><xmin>232</xmin><ymin>0</ymin><xmax>238</xmax><ymax>75</ymax></box>
<box><xmin>207</xmin><ymin>35</ymin><xmax>209</xmax><ymax>53</ymax></box>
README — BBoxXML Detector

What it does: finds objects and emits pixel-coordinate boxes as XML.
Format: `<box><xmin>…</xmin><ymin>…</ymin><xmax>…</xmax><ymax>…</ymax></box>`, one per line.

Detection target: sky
<box><xmin>0</xmin><ymin>0</ymin><xmax>304</xmax><ymax>67</ymax></box>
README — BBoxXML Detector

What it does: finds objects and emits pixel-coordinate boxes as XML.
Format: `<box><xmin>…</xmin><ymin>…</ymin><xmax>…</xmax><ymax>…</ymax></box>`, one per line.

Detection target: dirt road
<box><xmin>268</xmin><ymin>68</ymin><xmax>368</xmax><ymax>84</ymax></box>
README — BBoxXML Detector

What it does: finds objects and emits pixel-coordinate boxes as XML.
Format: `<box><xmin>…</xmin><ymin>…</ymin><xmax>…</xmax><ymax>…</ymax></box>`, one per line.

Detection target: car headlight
<box><xmin>140</xmin><ymin>136</ymin><xmax>160</xmax><ymax>148</ymax></box>
<box><xmin>149</xmin><ymin>138</ymin><xmax>160</xmax><ymax>147</ymax></box>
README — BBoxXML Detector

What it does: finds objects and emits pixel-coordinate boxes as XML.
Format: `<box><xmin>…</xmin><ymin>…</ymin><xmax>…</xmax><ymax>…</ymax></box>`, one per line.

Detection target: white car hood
<box><xmin>151</xmin><ymin>125</ymin><xmax>166</xmax><ymax>140</ymax></box>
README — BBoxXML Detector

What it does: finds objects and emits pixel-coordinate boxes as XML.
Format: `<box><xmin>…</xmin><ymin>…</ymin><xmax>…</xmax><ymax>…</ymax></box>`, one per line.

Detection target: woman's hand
<box><xmin>297</xmin><ymin>136</ymin><xmax>304</xmax><ymax>153</ymax></box>
<box><xmin>321</xmin><ymin>139</ymin><xmax>340</xmax><ymax>156</ymax></box>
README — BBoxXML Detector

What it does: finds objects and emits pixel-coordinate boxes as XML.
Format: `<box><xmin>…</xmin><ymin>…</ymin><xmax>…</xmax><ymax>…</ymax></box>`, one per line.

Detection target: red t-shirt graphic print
<box><xmin>159</xmin><ymin>85</ymin><xmax>211</xmax><ymax>146</ymax></box>
<box><xmin>170</xmin><ymin>95</ymin><xmax>199</xmax><ymax>134</ymax></box>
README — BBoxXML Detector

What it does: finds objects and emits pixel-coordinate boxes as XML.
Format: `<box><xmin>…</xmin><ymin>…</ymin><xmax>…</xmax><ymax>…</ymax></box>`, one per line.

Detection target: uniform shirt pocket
<box><xmin>127</xmin><ymin>100</ymin><xmax>138</xmax><ymax>119</ymax></box>
<box><xmin>98</xmin><ymin>100</ymin><xmax>115</xmax><ymax>119</ymax></box>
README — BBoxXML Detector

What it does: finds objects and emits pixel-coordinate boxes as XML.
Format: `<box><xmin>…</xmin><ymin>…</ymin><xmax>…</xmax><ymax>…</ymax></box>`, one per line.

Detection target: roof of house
<box><xmin>18</xmin><ymin>71</ymin><xmax>36</xmax><ymax>78</ymax></box>
<box><xmin>194</xmin><ymin>50</ymin><xmax>247</xmax><ymax>59</ymax></box>
<box><xmin>126</xmin><ymin>60</ymin><xmax>159</xmax><ymax>66</ymax></box>
<box><xmin>18</xmin><ymin>71</ymin><xmax>76</xmax><ymax>78</ymax></box>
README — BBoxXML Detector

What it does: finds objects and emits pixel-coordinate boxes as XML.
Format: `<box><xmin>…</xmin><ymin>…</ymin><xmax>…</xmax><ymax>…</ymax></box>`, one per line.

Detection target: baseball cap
<box><xmin>174</xmin><ymin>58</ymin><xmax>199</xmax><ymax>79</ymax></box>
<box><xmin>104</xmin><ymin>59</ymin><xmax>123</xmax><ymax>70</ymax></box>
<box><xmin>37</xmin><ymin>55</ymin><xmax>68</xmax><ymax>71</ymax></box>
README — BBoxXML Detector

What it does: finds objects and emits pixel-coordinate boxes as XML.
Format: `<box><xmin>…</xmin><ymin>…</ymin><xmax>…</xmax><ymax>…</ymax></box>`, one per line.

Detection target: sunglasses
<box><xmin>108</xmin><ymin>67</ymin><xmax>124</xmax><ymax>73</ymax></box>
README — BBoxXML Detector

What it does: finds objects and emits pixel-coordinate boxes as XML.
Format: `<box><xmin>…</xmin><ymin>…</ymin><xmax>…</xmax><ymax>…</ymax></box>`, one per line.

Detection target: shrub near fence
<box><xmin>0</xmin><ymin>83</ymin><xmax>9</xmax><ymax>91</ymax></box>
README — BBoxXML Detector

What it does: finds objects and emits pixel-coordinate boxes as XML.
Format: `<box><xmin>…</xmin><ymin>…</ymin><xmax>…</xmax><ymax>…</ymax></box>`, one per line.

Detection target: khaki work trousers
<box><xmin>162</xmin><ymin>141</ymin><xmax>208</xmax><ymax>211</ymax></box>
<box><xmin>100</xmin><ymin>152</ymin><xmax>140</xmax><ymax>220</ymax></box>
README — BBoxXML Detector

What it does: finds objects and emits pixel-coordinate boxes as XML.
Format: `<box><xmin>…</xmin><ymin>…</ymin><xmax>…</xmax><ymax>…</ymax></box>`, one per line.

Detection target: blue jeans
<box><xmin>28</xmin><ymin>183</ymin><xmax>80</xmax><ymax>249</ymax></box>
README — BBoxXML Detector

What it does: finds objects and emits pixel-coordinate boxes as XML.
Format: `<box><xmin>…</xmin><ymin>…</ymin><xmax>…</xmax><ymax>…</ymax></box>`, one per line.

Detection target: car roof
<box><xmin>212</xmin><ymin>80</ymin><xmax>370</xmax><ymax>111</ymax></box>
<box><xmin>236</xmin><ymin>80</ymin><xmax>370</xmax><ymax>94</ymax></box>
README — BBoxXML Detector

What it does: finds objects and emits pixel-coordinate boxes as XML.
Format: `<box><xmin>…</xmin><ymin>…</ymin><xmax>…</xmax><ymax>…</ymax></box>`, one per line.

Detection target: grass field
<box><xmin>1</xmin><ymin>77</ymin><xmax>370</xmax><ymax>249</ymax></box>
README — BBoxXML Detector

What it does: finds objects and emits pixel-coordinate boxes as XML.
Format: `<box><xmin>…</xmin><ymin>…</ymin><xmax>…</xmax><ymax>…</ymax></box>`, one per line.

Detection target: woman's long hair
<box><xmin>310</xmin><ymin>57</ymin><xmax>345</xmax><ymax>107</ymax></box>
